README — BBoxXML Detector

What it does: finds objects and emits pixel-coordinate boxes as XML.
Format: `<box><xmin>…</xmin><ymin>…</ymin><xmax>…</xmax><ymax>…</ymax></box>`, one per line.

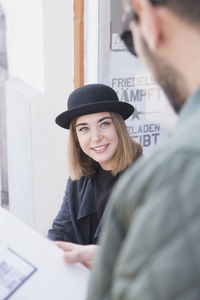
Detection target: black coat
<box><xmin>48</xmin><ymin>176</ymin><xmax>105</xmax><ymax>244</ymax></box>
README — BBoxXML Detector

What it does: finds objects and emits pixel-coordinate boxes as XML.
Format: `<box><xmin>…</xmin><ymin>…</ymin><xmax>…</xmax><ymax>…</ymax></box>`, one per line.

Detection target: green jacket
<box><xmin>87</xmin><ymin>87</ymin><xmax>200</xmax><ymax>300</ymax></box>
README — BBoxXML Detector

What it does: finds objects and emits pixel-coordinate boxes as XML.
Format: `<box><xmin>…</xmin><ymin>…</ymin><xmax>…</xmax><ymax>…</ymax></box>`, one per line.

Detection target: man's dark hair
<box><xmin>122</xmin><ymin>0</ymin><xmax>200</xmax><ymax>56</ymax></box>
<box><xmin>154</xmin><ymin>0</ymin><xmax>200</xmax><ymax>26</ymax></box>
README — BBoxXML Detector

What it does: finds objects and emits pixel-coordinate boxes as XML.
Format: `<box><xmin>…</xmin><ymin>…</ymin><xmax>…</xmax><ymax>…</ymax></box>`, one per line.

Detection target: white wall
<box><xmin>3</xmin><ymin>0</ymin><xmax>74</xmax><ymax>235</ymax></box>
<box><xmin>2</xmin><ymin>0</ymin><xmax>44</xmax><ymax>92</ymax></box>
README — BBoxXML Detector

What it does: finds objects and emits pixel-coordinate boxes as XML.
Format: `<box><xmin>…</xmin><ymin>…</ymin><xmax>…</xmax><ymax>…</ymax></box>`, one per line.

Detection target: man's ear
<box><xmin>134</xmin><ymin>0</ymin><xmax>162</xmax><ymax>52</ymax></box>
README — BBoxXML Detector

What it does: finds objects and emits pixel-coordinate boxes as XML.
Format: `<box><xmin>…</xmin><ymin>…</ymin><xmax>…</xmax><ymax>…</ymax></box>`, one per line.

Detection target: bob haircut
<box><xmin>68</xmin><ymin>112</ymin><xmax>142</xmax><ymax>180</ymax></box>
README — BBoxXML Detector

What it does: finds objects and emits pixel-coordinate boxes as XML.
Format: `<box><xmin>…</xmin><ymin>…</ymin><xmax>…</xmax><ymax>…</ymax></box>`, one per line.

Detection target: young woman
<box><xmin>48</xmin><ymin>83</ymin><xmax>142</xmax><ymax>246</ymax></box>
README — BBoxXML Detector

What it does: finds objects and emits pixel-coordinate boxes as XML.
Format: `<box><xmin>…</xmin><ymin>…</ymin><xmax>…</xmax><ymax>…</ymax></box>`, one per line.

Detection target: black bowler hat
<box><xmin>55</xmin><ymin>83</ymin><xmax>134</xmax><ymax>129</ymax></box>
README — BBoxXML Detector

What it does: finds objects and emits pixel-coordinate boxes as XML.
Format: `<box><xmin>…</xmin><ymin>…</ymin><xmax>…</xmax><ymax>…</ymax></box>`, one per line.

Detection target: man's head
<box><xmin>121</xmin><ymin>0</ymin><xmax>200</xmax><ymax>112</ymax></box>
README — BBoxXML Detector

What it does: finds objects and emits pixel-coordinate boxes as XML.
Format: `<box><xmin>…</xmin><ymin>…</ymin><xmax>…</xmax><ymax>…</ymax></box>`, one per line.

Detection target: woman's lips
<box><xmin>91</xmin><ymin>144</ymin><xmax>109</xmax><ymax>153</ymax></box>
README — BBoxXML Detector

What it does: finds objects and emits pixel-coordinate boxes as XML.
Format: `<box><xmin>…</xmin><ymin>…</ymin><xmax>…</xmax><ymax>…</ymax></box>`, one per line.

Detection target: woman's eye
<box><xmin>100</xmin><ymin>121</ymin><xmax>110</xmax><ymax>128</ymax></box>
<box><xmin>79</xmin><ymin>127</ymin><xmax>88</xmax><ymax>132</ymax></box>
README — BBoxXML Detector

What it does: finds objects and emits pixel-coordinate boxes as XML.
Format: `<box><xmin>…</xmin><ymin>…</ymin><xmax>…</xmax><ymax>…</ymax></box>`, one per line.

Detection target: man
<box><xmin>86</xmin><ymin>0</ymin><xmax>200</xmax><ymax>299</ymax></box>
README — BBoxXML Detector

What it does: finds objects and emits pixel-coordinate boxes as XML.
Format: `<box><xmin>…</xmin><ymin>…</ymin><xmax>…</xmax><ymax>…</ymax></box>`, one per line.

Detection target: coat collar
<box><xmin>177</xmin><ymin>86</ymin><xmax>200</xmax><ymax>128</ymax></box>
<box><xmin>77</xmin><ymin>177</ymin><xmax>97</xmax><ymax>220</ymax></box>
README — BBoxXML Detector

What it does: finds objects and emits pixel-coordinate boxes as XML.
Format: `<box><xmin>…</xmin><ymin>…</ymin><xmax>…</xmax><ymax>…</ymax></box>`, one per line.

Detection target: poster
<box><xmin>110</xmin><ymin>70</ymin><xmax>177</xmax><ymax>155</ymax></box>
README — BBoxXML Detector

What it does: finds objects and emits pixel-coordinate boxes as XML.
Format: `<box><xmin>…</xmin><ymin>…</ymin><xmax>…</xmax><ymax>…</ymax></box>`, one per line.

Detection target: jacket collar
<box><xmin>77</xmin><ymin>177</ymin><xmax>97</xmax><ymax>220</ymax></box>
<box><xmin>177</xmin><ymin>86</ymin><xmax>200</xmax><ymax>128</ymax></box>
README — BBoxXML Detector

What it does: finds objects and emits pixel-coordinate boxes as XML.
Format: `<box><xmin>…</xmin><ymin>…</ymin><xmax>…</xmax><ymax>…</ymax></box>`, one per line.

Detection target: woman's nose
<box><xmin>91</xmin><ymin>128</ymin><xmax>102</xmax><ymax>141</ymax></box>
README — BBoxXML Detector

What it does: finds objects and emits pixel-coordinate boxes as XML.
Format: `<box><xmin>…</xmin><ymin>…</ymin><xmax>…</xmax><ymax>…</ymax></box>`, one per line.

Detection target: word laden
<box><xmin>127</xmin><ymin>123</ymin><xmax>160</xmax><ymax>147</ymax></box>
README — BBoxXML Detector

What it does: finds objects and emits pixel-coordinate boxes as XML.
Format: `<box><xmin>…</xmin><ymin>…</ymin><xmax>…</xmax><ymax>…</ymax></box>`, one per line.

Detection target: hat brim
<box><xmin>55</xmin><ymin>101</ymin><xmax>134</xmax><ymax>129</ymax></box>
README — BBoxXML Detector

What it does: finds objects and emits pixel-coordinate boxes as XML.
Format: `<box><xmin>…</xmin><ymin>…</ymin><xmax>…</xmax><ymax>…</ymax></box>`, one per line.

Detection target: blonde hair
<box><xmin>68</xmin><ymin>112</ymin><xmax>142</xmax><ymax>180</ymax></box>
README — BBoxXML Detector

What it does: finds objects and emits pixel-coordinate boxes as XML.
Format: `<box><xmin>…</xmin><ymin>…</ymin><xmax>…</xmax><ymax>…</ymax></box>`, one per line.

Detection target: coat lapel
<box><xmin>77</xmin><ymin>177</ymin><xmax>97</xmax><ymax>220</ymax></box>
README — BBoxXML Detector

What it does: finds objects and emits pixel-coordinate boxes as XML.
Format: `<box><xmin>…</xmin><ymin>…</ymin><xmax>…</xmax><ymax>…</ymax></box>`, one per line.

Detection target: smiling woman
<box><xmin>48</xmin><ymin>83</ymin><xmax>142</xmax><ymax>247</ymax></box>
<box><xmin>75</xmin><ymin>112</ymin><xmax>119</xmax><ymax>171</ymax></box>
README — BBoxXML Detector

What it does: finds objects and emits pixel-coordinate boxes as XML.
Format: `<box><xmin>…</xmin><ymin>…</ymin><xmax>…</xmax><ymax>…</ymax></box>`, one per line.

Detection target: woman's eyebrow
<box><xmin>76</xmin><ymin>122</ymin><xmax>87</xmax><ymax>128</ymax></box>
<box><xmin>98</xmin><ymin>116</ymin><xmax>112</xmax><ymax>123</ymax></box>
<box><xmin>76</xmin><ymin>116</ymin><xmax>112</xmax><ymax>127</ymax></box>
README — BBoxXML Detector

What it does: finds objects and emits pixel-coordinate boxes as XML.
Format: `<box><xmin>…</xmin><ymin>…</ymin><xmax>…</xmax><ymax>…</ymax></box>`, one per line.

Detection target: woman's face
<box><xmin>75</xmin><ymin>112</ymin><xmax>119</xmax><ymax>170</ymax></box>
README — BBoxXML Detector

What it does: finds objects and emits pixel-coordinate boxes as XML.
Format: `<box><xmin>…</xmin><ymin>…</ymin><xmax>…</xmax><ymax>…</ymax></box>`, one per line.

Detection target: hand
<box><xmin>55</xmin><ymin>241</ymin><xmax>99</xmax><ymax>269</ymax></box>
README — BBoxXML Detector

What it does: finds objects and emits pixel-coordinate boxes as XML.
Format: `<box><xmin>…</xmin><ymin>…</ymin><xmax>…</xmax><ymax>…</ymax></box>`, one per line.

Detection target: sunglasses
<box><xmin>120</xmin><ymin>0</ymin><xmax>166</xmax><ymax>56</ymax></box>
<box><xmin>120</xmin><ymin>10</ymin><xmax>138</xmax><ymax>56</ymax></box>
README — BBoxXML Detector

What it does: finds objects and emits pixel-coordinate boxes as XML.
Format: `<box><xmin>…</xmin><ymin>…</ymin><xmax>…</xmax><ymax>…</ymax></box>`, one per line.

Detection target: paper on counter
<box><xmin>0</xmin><ymin>207</ymin><xmax>90</xmax><ymax>300</ymax></box>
